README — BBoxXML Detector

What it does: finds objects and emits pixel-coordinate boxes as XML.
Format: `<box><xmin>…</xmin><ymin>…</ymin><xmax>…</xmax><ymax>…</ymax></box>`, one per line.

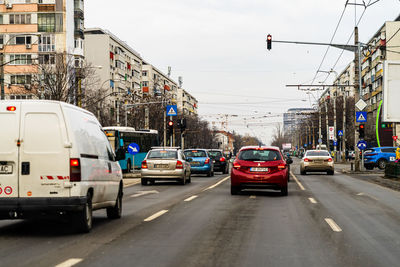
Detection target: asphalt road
<box><xmin>1</xmin><ymin>160</ymin><xmax>400</xmax><ymax>267</ymax></box>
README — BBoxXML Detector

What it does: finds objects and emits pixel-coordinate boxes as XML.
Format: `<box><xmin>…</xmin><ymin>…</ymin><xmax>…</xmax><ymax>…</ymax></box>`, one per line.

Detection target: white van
<box><xmin>0</xmin><ymin>100</ymin><xmax>123</xmax><ymax>232</ymax></box>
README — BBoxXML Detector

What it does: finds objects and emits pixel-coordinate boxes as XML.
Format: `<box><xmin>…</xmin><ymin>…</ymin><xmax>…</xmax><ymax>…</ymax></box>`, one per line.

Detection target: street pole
<box><xmin>342</xmin><ymin>93</ymin><xmax>347</xmax><ymax>162</ymax></box>
<box><xmin>145</xmin><ymin>107</ymin><xmax>149</xmax><ymax>129</ymax></box>
<box><xmin>354</xmin><ymin>27</ymin><xmax>361</xmax><ymax>172</ymax></box>
<box><xmin>116</xmin><ymin>100</ymin><xmax>120</xmax><ymax>126</ymax></box>
<box><xmin>319</xmin><ymin>105</ymin><xmax>322</xmax><ymax>148</ymax></box>
<box><xmin>0</xmin><ymin>52</ymin><xmax>4</xmax><ymax>100</ymax></box>
<box><xmin>163</xmin><ymin>99</ymin><xmax>167</xmax><ymax>147</ymax></box>
<box><xmin>325</xmin><ymin>101</ymin><xmax>330</xmax><ymax>152</ymax></box>
<box><xmin>170</xmin><ymin>116</ymin><xmax>173</xmax><ymax>147</ymax></box>
<box><xmin>333</xmin><ymin>95</ymin><xmax>337</xmax><ymax>161</ymax></box>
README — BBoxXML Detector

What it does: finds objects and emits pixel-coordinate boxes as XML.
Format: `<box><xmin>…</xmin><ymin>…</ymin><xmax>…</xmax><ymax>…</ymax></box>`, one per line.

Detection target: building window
<box><xmin>141</xmin><ymin>81</ymin><xmax>148</xmax><ymax>87</ymax></box>
<box><xmin>9</xmin><ymin>54</ymin><xmax>33</xmax><ymax>65</ymax></box>
<box><xmin>9</xmin><ymin>35</ymin><xmax>32</xmax><ymax>45</ymax></box>
<box><xmin>0</xmin><ymin>35</ymin><xmax>3</xmax><ymax>45</ymax></box>
<box><xmin>0</xmin><ymin>15</ymin><xmax>3</xmax><ymax>25</ymax></box>
<box><xmin>10</xmin><ymin>14</ymin><xmax>32</xmax><ymax>25</ymax></box>
<box><xmin>38</xmin><ymin>13</ymin><xmax>63</xmax><ymax>32</ymax></box>
<box><xmin>11</xmin><ymin>75</ymin><xmax>32</xmax><ymax>85</ymax></box>
<box><xmin>142</xmin><ymin>71</ymin><xmax>147</xmax><ymax>76</ymax></box>
<box><xmin>39</xmin><ymin>34</ymin><xmax>55</xmax><ymax>52</ymax></box>
<box><xmin>39</xmin><ymin>54</ymin><xmax>55</xmax><ymax>65</ymax></box>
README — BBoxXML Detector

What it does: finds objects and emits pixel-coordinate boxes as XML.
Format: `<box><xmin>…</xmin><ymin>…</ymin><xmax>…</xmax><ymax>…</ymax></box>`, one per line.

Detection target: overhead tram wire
<box><xmin>309</xmin><ymin>1</ymin><xmax>349</xmax><ymax>86</ymax></box>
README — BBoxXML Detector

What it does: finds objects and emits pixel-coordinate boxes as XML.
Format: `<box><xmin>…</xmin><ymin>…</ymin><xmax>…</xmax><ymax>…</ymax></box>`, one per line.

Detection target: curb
<box><xmin>339</xmin><ymin>169</ymin><xmax>400</xmax><ymax>191</ymax></box>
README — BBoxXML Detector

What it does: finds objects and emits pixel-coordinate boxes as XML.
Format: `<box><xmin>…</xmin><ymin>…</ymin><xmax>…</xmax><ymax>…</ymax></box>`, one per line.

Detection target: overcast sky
<box><xmin>85</xmin><ymin>0</ymin><xmax>400</xmax><ymax>145</ymax></box>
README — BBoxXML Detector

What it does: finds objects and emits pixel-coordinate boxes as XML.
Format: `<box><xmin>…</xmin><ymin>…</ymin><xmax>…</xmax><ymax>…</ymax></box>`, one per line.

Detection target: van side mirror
<box><xmin>115</xmin><ymin>148</ymin><xmax>126</xmax><ymax>161</ymax></box>
<box><xmin>286</xmin><ymin>158</ymin><xmax>293</xmax><ymax>164</ymax></box>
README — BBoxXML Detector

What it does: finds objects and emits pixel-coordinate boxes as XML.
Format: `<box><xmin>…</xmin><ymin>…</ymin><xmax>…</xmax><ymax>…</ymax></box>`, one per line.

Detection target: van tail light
<box><xmin>141</xmin><ymin>160</ymin><xmax>148</xmax><ymax>169</ymax></box>
<box><xmin>70</xmin><ymin>158</ymin><xmax>81</xmax><ymax>182</ymax></box>
<box><xmin>278</xmin><ymin>164</ymin><xmax>286</xmax><ymax>169</ymax></box>
<box><xmin>205</xmin><ymin>158</ymin><xmax>210</xmax><ymax>164</ymax></box>
<box><xmin>324</xmin><ymin>158</ymin><xmax>333</xmax><ymax>162</ymax></box>
<box><xmin>304</xmin><ymin>158</ymin><xmax>312</xmax><ymax>162</ymax></box>
<box><xmin>220</xmin><ymin>157</ymin><xmax>226</xmax><ymax>162</ymax></box>
<box><xmin>176</xmin><ymin>160</ymin><xmax>183</xmax><ymax>169</ymax></box>
<box><xmin>233</xmin><ymin>162</ymin><xmax>241</xmax><ymax>169</ymax></box>
<box><xmin>6</xmin><ymin>106</ymin><xmax>16</xmax><ymax>112</ymax></box>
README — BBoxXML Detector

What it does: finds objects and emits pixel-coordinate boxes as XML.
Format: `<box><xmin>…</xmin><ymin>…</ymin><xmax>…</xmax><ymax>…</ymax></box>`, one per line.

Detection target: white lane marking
<box><xmin>55</xmin><ymin>258</ymin><xmax>83</xmax><ymax>267</ymax></box>
<box><xmin>308</xmin><ymin>197</ymin><xmax>317</xmax><ymax>204</ymax></box>
<box><xmin>203</xmin><ymin>176</ymin><xmax>230</xmax><ymax>191</ymax></box>
<box><xmin>356</xmin><ymin>192</ymin><xmax>378</xmax><ymax>201</ymax></box>
<box><xmin>130</xmin><ymin>190</ymin><xmax>159</xmax><ymax>198</ymax></box>
<box><xmin>250</xmin><ymin>195</ymin><xmax>256</xmax><ymax>199</ymax></box>
<box><xmin>325</xmin><ymin>218</ymin><xmax>342</xmax><ymax>232</ymax></box>
<box><xmin>290</xmin><ymin>171</ymin><xmax>305</xmax><ymax>191</ymax></box>
<box><xmin>144</xmin><ymin>210</ymin><xmax>168</xmax><ymax>222</ymax></box>
<box><xmin>184</xmin><ymin>195</ymin><xmax>198</xmax><ymax>202</ymax></box>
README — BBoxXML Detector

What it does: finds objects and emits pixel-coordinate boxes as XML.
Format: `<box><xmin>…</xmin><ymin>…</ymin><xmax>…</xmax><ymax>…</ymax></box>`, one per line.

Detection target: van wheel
<box><xmin>107</xmin><ymin>188</ymin><xmax>122</xmax><ymax>219</ymax></box>
<box><xmin>74</xmin><ymin>192</ymin><xmax>93</xmax><ymax>233</ymax></box>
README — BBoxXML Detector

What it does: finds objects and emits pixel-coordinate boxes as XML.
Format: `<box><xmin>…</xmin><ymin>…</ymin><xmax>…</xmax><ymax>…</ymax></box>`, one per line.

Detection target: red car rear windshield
<box><xmin>238</xmin><ymin>149</ymin><xmax>281</xmax><ymax>161</ymax></box>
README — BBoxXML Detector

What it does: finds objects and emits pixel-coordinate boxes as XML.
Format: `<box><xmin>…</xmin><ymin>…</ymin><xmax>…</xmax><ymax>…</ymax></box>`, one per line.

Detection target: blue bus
<box><xmin>103</xmin><ymin>127</ymin><xmax>159</xmax><ymax>172</ymax></box>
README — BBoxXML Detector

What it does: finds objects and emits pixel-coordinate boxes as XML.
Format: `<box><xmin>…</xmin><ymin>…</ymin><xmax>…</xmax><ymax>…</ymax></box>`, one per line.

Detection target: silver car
<box><xmin>141</xmin><ymin>147</ymin><xmax>191</xmax><ymax>185</ymax></box>
<box><xmin>300</xmin><ymin>150</ymin><xmax>334</xmax><ymax>175</ymax></box>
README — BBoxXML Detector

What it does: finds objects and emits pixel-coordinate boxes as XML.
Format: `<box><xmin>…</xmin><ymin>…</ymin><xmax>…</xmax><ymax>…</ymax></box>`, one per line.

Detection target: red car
<box><xmin>230</xmin><ymin>146</ymin><xmax>292</xmax><ymax>196</ymax></box>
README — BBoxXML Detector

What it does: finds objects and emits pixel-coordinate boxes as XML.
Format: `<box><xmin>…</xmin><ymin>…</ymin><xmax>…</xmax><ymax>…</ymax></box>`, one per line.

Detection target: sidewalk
<box><xmin>123</xmin><ymin>170</ymin><xmax>141</xmax><ymax>188</ymax></box>
<box><xmin>335</xmin><ymin>161</ymin><xmax>400</xmax><ymax>191</ymax></box>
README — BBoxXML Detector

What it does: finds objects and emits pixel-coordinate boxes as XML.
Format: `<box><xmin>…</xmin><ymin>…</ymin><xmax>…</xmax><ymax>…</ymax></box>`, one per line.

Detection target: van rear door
<box><xmin>0</xmin><ymin>102</ymin><xmax>21</xmax><ymax>198</ymax></box>
<box><xmin>19</xmin><ymin>102</ymin><xmax>71</xmax><ymax>198</ymax></box>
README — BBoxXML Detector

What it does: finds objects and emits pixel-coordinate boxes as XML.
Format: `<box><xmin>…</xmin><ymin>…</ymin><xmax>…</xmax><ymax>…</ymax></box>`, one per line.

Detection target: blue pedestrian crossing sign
<box><xmin>333</xmin><ymin>141</ymin><xmax>338</xmax><ymax>146</ymax></box>
<box><xmin>338</xmin><ymin>130</ymin><xmax>343</xmax><ymax>136</ymax></box>
<box><xmin>166</xmin><ymin>105</ymin><xmax>178</xmax><ymax>116</ymax></box>
<box><xmin>356</xmin><ymin>111</ymin><xmax>367</xmax><ymax>123</ymax></box>
<box><xmin>357</xmin><ymin>140</ymin><xmax>367</xmax><ymax>150</ymax></box>
<box><xmin>128</xmin><ymin>143</ymin><xmax>140</xmax><ymax>155</ymax></box>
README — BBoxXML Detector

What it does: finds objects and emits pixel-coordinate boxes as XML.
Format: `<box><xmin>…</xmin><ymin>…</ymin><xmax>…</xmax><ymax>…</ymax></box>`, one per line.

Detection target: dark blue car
<box><xmin>184</xmin><ymin>149</ymin><xmax>214</xmax><ymax>176</ymax></box>
<box><xmin>364</xmin><ymin>147</ymin><xmax>397</xmax><ymax>170</ymax></box>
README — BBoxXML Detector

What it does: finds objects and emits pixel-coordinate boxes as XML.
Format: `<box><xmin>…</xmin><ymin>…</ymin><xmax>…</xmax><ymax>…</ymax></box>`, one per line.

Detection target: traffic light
<box><xmin>359</xmin><ymin>124</ymin><xmax>365</xmax><ymax>139</ymax></box>
<box><xmin>267</xmin><ymin>34</ymin><xmax>272</xmax><ymax>50</ymax></box>
<box><xmin>167</xmin><ymin>120</ymin><xmax>174</xmax><ymax>134</ymax></box>
<box><xmin>176</xmin><ymin>118</ymin><xmax>187</xmax><ymax>132</ymax></box>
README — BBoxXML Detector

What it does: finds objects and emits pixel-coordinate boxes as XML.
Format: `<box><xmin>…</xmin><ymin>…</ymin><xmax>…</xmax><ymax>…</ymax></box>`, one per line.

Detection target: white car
<box><xmin>0</xmin><ymin>100</ymin><xmax>123</xmax><ymax>232</ymax></box>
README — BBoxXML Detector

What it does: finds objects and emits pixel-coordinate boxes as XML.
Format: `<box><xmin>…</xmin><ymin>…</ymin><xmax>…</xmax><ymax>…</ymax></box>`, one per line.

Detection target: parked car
<box><xmin>364</xmin><ymin>147</ymin><xmax>397</xmax><ymax>170</ymax></box>
<box><xmin>300</xmin><ymin>150</ymin><xmax>334</xmax><ymax>175</ymax></box>
<box><xmin>230</xmin><ymin>146</ymin><xmax>292</xmax><ymax>196</ymax></box>
<box><xmin>141</xmin><ymin>147</ymin><xmax>191</xmax><ymax>185</ymax></box>
<box><xmin>184</xmin><ymin>149</ymin><xmax>214</xmax><ymax>176</ymax></box>
<box><xmin>0</xmin><ymin>100</ymin><xmax>123</xmax><ymax>232</ymax></box>
<box><xmin>208</xmin><ymin>149</ymin><xmax>229</xmax><ymax>174</ymax></box>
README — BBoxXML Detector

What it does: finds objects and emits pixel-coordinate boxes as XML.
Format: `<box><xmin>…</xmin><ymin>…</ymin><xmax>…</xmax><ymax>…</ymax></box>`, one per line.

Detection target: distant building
<box><xmin>177</xmin><ymin>88</ymin><xmax>198</xmax><ymax>116</ymax></box>
<box><xmin>283</xmin><ymin>108</ymin><xmax>315</xmax><ymax>136</ymax></box>
<box><xmin>215</xmin><ymin>131</ymin><xmax>234</xmax><ymax>153</ymax></box>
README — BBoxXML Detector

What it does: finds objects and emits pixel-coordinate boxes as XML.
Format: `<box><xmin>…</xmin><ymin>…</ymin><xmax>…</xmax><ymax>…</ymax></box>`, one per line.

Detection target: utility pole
<box><xmin>319</xmin><ymin>105</ymin><xmax>322</xmax><ymax>148</ymax></box>
<box><xmin>342</xmin><ymin>92</ymin><xmax>347</xmax><ymax>162</ymax></box>
<box><xmin>333</xmin><ymin>94</ymin><xmax>337</xmax><ymax>161</ymax></box>
<box><xmin>144</xmin><ymin>107</ymin><xmax>149</xmax><ymax>129</ymax></box>
<box><xmin>325</xmin><ymin>101</ymin><xmax>330</xmax><ymax>152</ymax></box>
<box><xmin>163</xmin><ymin>99</ymin><xmax>167</xmax><ymax>147</ymax></box>
<box><xmin>354</xmin><ymin>27</ymin><xmax>361</xmax><ymax>171</ymax></box>
<box><xmin>0</xmin><ymin>52</ymin><xmax>4</xmax><ymax>100</ymax></box>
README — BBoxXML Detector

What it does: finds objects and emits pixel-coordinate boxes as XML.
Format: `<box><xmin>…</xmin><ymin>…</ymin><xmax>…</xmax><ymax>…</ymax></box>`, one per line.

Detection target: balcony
<box><xmin>38</xmin><ymin>4</ymin><xmax>55</xmax><ymax>12</ymax></box>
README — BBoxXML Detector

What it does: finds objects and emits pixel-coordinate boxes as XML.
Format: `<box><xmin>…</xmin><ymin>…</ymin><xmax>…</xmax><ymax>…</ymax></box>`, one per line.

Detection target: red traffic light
<box><xmin>168</xmin><ymin>121</ymin><xmax>174</xmax><ymax>127</ymax></box>
<box><xmin>359</xmin><ymin>124</ymin><xmax>364</xmax><ymax>129</ymax></box>
<box><xmin>267</xmin><ymin>34</ymin><xmax>272</xmax><ymax>50</ymax></box>
<box><xmin>267</xmin><ymin>34</ymin><xmax>272</xmax><ymax>41</ymax></box>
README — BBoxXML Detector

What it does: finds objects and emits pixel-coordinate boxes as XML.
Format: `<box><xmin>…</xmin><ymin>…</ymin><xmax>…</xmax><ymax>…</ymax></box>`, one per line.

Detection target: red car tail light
<box><xmin>70</xmin><ymin>158</ymin><xmax>81</xmax><ymax>182</ymax></box>
<box><xmin>205</xmin><ymin>158</ymin><xmax>210</xmax><ymax>164</ymax></box>
<box><xmin>324</xmin><ymin>158</ymin><xmax>333</xmax><ymax>162</ymax></box>
<box><xmin>6</xmin><ymin>106</ymin><xmax>16</xmax><ymax>112</ymax></box>
<box><xmin>220</xmin><ymin>157</ymin><xmax>226</xmax><ymax>162</ymax></box>
<box><xmin>278</xmin><ymin>164</ymin><xmax>286</xmax><ymax>169</ymax></box>
<box><xmin>304</xmin><ymin>158</ymin><xmax>312</xmax><ymax>162</ymax></box>
<box><xmin>176</xmin><ymin>160</ymin><xmax>183</xmax><ymax>169</ymax></box>
<box><xmin>233</xmin><ymin>162</ymin><xmax>241</xmax><ymax>169</ymax></box>
<box><xmin>141</xmin><ymin>160</ymin><xmax>148</xmax><ymax>169</ymax></box>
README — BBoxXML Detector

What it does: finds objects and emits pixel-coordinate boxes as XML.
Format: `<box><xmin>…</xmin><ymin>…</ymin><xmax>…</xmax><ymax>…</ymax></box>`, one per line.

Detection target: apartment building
<box><xmin>84</xmin><ymin>28</ymin><xmax>143</xmax><ymax>119</ymax></box>
<box><xmin>283</xmin><ymin>108</ymin><xmax>315</xmax><ymax>136</ymax></box>
<box><xmin>141</xmin><ymin>62</ymin><xmax>178</xmax><ymax>104</ymax></box>
<box><xmin>177</xmin><ymin>87</ymin><xmax>198</xmax><ymax>116</ymax></box>
<box><xmin>0</xmin><ymin>0</ymin><xmax>84</xmax><ymax>100</ymax></box>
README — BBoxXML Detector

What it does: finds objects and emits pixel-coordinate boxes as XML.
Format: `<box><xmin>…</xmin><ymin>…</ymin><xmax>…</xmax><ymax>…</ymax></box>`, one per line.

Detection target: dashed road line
<box><xmin>144</xmin><ymin>210</ymin><xmax>169</xmax><ymax>222</ymax></box>
<box><xmin>357</xmin><ymin>192</ymin><xmax>378</xmax><ymax>201</ymax></box>
<box><xmin>250</xmin><ymin>195</ymin><xmax>256</xmax><ymax>199</ymax></box>
<box><xmin>203</xmin><ymin>176</ymin><xmax>230</xmax><ymax>191</ymax></box>
<box><xmin>55</xmin><ymin>258</ymin><xmax>83</xmax><ymax>267</ymax></box>
<box><xmin>308</xmin><ymin>197</ymin><xmax>317</xmax><ymax>204</ymax></box>
<box><xmin>130</xmin><ymin>190</ymin><xmax>159</xmax><ymax>198</ymax></box>
<box><xmin>325</xmin><ymin>218</ymin><xmax>342</xmax><ymax>232</ymax></box>
<box><xmin>184</xmin><ymin>195</ymin><xmax>198</xmax><ymax>202</ymax></box>
<box><xmin>290</xmin><ymin>171</ymin><xmax>305</xmax><ymax>191</ymax></box>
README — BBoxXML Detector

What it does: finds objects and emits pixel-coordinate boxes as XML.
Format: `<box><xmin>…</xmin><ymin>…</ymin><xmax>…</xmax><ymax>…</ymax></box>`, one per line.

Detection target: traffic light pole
<box><xmin>170</xmin><ymin>116</ymin><xmax>173</xmax><ymax>147</ymax></box>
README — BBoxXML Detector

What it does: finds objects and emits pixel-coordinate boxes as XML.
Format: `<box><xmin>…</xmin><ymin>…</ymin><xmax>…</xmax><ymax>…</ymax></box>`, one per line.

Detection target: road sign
<box><xmin>356</xmin><ymin>111</ymin><xmax>367</xmax><ymax>123</ymax></box>
<box><xmin>166</xmin><ymin>105</ymin><xmax>178</xmax><ymax>116</ymax></box>
<box><xmin>333</xmin><ymin>141</ymin><xmax>338</xmax><ymax>146</ymax></box>
<box><xmin>338</xmin><ymin>130</ymin><xmax>343</xmax><ymax>136</ymax></box>
<box><xmin>357</xmin><ymin>140</ymin><xmax>367</xmax><ymax>150</ymax></box>
<box><xmin>128</xmin><ymin>143</ymin><xmax>140</xmax><ymax>155</ymax></box>
<box><xmin>393</xmin><ymin>136</ymin><xmax>398</xmax><ymax>141</ymax></box>
<box><xmin>329</xmin><ymin>126</ymin><xmax>335</xmax><ymax>140</ymax></box>
<box><xmin>355</xmin><ymin>99</ymin><xmax>367</xmax><ymax>111</ymax></box>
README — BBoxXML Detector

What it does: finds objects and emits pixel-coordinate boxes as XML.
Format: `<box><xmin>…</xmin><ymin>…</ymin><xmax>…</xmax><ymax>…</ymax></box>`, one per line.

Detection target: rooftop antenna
<box><xmin>168</xmin><ymin>66</ymin><xmax>171</xmax><ymax>77</ymax></box>
<box><xmin>178</xmin><ymin>76</ymin><xmax>183</xmax><ymax>88</ymax></box>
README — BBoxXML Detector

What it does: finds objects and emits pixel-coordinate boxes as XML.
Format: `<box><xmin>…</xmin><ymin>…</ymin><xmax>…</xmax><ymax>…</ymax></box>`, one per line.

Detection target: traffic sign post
<box><xmin>128</xmin><ymin>143</ymin><xmax>140</xmax><ymax>155</ymax></box>
<box><xmin>356</xmin><ymin>111</ymin><xmax>367</xmax><ymax>123</ymax></box>
<box><xmin>338</xmin><ymin>130</ymin><xmax>343</xmax><ymax>137</ymax></box>
<box><xmin>357</xmin><ymin>140</ymin><xmax>367</xmax><ymax>172</ymax></box>
<box><xmin>166</xmin><ymin>105</ymin><xmax>178</xmax><ymax>117</ymax></box>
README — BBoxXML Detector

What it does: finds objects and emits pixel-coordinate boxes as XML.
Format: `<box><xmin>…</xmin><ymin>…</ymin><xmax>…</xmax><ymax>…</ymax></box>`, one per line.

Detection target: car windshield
<box><xmin>306</xmin><ymin>151</ymin><xmax>330</xmax><ymax>157</ymax></box>
<box><xmin>238</xmin><ymin>149</ymin><xmax>281</xmax><ymax>161</ymax></box>
<box><xmin>148</xmin><ymin>150</ymin><xmax>178</xmax><ymax>159</ymax></box>
<box><xmin>184</xmin><ymin>150</ymin><xmax>207</xmax><ymax>157</ymax></box>
<box><xmin>208</xmin><ymin>151</ymin><xmax>222</xmax><ymax>158</ymax></box>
